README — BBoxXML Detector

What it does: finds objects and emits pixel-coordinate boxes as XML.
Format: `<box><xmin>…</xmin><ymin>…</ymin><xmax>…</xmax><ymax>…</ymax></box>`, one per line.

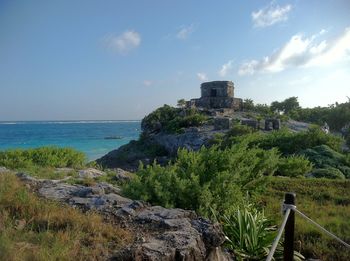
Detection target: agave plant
<box><xmin>221</xmin><ymin>205</ymin><xmax>304</xmax><ymax>260</ymax></box>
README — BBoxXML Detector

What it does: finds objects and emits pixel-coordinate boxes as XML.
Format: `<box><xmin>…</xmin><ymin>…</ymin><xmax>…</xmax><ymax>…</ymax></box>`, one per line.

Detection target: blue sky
<box><xmin>0</xmin><ymin>0</ymin><xmax>349</xmax><ymax>120</ymax></box>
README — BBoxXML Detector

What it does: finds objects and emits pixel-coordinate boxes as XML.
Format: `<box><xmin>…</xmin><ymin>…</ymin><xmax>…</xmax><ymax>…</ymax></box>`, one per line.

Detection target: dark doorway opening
<box><xmin>210</xmin><ymin>89</ymin><xmax>217</xmax><ymax>97</ymax></box>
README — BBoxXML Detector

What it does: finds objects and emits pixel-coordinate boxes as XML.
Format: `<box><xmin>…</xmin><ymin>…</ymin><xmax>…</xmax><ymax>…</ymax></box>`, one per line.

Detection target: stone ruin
<box><xmin>214</xmin><ymin>117</ymin><xmax>232</xmax><ymax>130</ymax></box>
<box><xmin>187</xmin><ymin>81</ymin><xmax>243</xmax><ymax>111</ymax></box>
<box><xmin>265</xmin><ymin>119</ymin><xmax>281</xmax><ymax>131</ymax></box>
<box><xmin>240</xmin><ymin>118</ymin><xmax>281</xmax><ymax>131</ymax></box>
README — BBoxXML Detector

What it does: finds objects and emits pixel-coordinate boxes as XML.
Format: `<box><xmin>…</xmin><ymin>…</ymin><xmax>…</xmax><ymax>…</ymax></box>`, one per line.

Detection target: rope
<box><xmin>294</xmin><ymin>208</ymin><xmax>350</xmax><ymax>249</ymax></box>
<box><xmin>266</xmin><ymin>202</ymin><xmax>350</xmax><ymax>261</ymax></box>
<box><xmin>265</xmin><ymin>208</ymin><xmax>291</xmax><ymax>261</ymax></box>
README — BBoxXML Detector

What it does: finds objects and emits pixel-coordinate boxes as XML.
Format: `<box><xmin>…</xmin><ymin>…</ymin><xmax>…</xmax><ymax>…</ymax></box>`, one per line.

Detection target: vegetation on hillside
<box><xmin>125</xmin><ymin>105</ymin><xmax>350</xmax><ymax>260</ymax></box>
<box><xmin>0</xmin><ymin>172</ymin><xmax>131</xmax><ymax>261</ymax></box>
<box><xmin>141</xmin><ymin>104</ymin><xmax>207</xmax><ymax>134</ymax></box>
<box><xmin>245</xmin><ymin>96</ymin><xmax>350</xmax><ymax>140</ymax></box>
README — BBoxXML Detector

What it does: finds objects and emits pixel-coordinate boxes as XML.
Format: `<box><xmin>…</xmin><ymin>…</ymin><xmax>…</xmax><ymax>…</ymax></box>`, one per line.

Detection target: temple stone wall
<box><xmin>189</xmin><ymin>81</ymin><xmax>243</xmax><ymax>111</ymax></box>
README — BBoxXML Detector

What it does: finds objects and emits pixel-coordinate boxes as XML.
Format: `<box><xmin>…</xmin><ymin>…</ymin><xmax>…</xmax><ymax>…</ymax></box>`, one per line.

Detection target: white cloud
<box><xmin>238</xmin><ymin>27</ymin><xmax>350</xmax><ymax>75</ymax></box>
<box><xmin>104</xmin><ymin>30</ymin><xmax>141</xmax><ymax>54</ymax></box>
<box><xmin>143</xmin><ymin>80</ymin><xmax>153</xmax><ymax>86</ymax></box>
<box><xmin>218</xmin><ymin>60</ymin><xmax>234</xmax><ymax>77</ymax></box>
<box><xmin>252</xmin><ymin>3</ymin><xmax>292</xmax><ymax>28</ymax></box>
<box><xmin>176</xmin><ymin>24</ymin><xmax>195</xmax><ymax>40</ymax></box>
<box><xmin>197</xmin><ymin>72</ymin><xmax>208</xmax><ymax>82</ymax></box>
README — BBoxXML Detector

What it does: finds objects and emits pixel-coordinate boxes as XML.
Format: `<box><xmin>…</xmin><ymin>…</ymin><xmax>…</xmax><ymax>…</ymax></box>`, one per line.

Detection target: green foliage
<box><xmin>141</xmin><ymin>105</ymin><xmax>207</xmax><ymax>134</ymax></box>
<box><xmin>177</xmin><ymin>98</ymin><xmax>186</xmax><ymax>108</ymax></box>
<box><xmin>253</xmin><ymin>103</ymin><xmax>272</xmax><ymax>116</ymax></box>
<box><xmin>271</xmin><ymin>97</ymin><xmax>300</xmax><ymax>114</ymax></box>
<box><xmin>217</xmin><ymin>127</ymin><xmax>343</xmax><ymax>155</ymax></box>
<box><xmin>301</xmin><ymin>145</ymin><xmax>350</xmax><ymax>179</ymax></box>
<box><xmin>301</xmin><ymin>145</ymin><xmax>346</xmax><ymax>168</ymax></box>
<box><xmin>0</xmin><ymin>147</ymin><xmax>86</xmax><ymax>169</ymax></box>
<box><xmin>276</xmin><ymin>155</ymin><xmax>313</xmax><ymax>177</ymax></box>
<box><xmin>311</xmin><ymin>168</ymin><xmax>345</xmax><ymax>180</ymax></box>
<box><xmin>220</xmin><ymin>205</ymin><xmax>304</xmax><ymax>261</ymax></box>
<box><xmin>346</xmin><ymin>135</ymin><xmax>350</xmax><ymax>147</ymax></box>
<box><xmin>123</xmin><ymin>144</ymin><xmax>280</xmax><ymax>217</ymax></box>
<box><xmin>243</xmin><ymin>98</ymin><xmax>255</xmax><ymax>111</ymax></box>
<box><xmin>221</xmin><ymin>206</ymin><xmax>278</xmax><ymax>260</ymax></box>
<box><xmin>291</xmin><ymin>99</ymin><xmax>350</xmax><ymax>131</ymax></box>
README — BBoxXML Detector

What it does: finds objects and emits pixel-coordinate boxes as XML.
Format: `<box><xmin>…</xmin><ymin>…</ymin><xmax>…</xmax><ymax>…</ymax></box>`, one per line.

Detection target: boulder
<box><xmin>115</xmin><ymin>168</ymin><xmax>133</xmax><ymax>182</ymax></box>
<box><xmin>78</xmin><ymin>168</ymin><xmax>105</xmax><ymax>178</ymax></box>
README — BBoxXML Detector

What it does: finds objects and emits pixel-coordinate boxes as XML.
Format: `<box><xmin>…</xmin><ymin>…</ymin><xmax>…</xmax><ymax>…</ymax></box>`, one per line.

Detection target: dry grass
<box><xmin>0</xmin><ymin>173</ymin><xmax>132</xmax><ymax>261</ymax></box>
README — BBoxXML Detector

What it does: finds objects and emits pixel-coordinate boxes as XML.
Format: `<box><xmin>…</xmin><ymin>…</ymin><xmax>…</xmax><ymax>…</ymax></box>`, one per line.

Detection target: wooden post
<box><xmin>284</xmin><ymin>193</ymin><xmax>296</xmax><ymax>261</ymax></box>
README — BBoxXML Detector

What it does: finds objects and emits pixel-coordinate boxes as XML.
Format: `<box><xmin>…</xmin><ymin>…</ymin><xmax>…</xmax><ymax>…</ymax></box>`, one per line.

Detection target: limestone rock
<box><xmin>78</xmin><ymin>168</ymin><xmax>105</xmax><ymax>178</ymax></box>
<box><xmin>115</xmin><ymin>168</ymin><xmax>133</xmax><ymax>182</ymax></box>
<box><xmin>54</xmin><ymin>167</ymin><xmax>75</xmax><ymax>174</ymax></box>
<box><xmin>18</xmin><ymin>174</ymin><xmax>229</xmax><ymax>261</ymax></box>
<box><xmin>0</xmin><ymin>166</ymin><xmax>10</xmax><ymax>174</ymax></box>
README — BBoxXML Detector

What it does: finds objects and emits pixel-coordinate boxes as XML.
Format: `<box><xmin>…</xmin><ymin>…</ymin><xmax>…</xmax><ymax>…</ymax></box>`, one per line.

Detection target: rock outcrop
<box><xmin>16</xmin><ymin>173</ymin><xmax>229</xmax><ymax>261</ymax></box>
<box><xmin>97</xmin><ymin>126</ymin><xmax>223</xmax><ymax>170</ymax></box>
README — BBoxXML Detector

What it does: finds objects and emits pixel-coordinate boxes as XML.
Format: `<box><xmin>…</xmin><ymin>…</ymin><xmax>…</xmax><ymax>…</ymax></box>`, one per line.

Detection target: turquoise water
<box><xmin>0</xmin><ymin>121</ymin><xmax>141</xmax><ymax>160</ymax></box>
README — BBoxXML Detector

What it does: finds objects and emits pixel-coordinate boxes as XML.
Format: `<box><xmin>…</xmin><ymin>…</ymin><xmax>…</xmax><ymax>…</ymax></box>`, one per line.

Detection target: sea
<box><xmin>0</xmin><ymin>121</ymin><xmax>141</xmax><ymax>161</ymax></box>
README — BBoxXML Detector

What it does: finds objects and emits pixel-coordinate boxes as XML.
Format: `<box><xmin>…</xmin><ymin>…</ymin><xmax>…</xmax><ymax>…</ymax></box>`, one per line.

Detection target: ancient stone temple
<box><xmin>187</xmin><ymin>81</ymin><xmax>243</xmax><ymax>110</ymax></box>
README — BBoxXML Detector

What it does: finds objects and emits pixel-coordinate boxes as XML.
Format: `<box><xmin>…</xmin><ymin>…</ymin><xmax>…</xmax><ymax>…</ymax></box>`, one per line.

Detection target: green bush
<box><xmin>276</xmin><ymin>155</ymin><xmax>313</xmax><ymax>177</ymax></box>
<box><xmin>301</xmin><ymin>145</ymin><xmax>345</xmax><ymax>169</ymax></box>
<box><xmin>338</xmin><ymin>166</ymin><xmax>350</xmax><ymax>179</ymax></box>
<box><xmin>225</xmin><ymin>127</ymin><xmax>343</xmax><ymax>155</ymax></box>
<box><xmin>123</xmin><ymin>144</ymin><xmax>280</xmax><ymax>217</ymax></box>
<box><xmin>141</xmin><ymin>105</ymin><xmax>207</xmax><ymax>134</ymax></box>
<box><xmin>221</xmin><ymin>206</ymin><xmax>277</xmax><ymax>260</ymax></box>
<box><xmin>220</xmin><ymin>205</ymin><xmax>304</xmax><ymax>261</ymax></box>
<box><xmin>0</xmin><ymin>147</ymin><xmax>86</xmax><ymax>169</ymax></box>
<box><xmin>311</xmin><ymin>168</ymin><xmax>345</xmax><ymax>180</ymax></box>
<box><xmin>346</xmin><ymin>135</ymin><xmax>350</xmax><ymax>147</ymax></box>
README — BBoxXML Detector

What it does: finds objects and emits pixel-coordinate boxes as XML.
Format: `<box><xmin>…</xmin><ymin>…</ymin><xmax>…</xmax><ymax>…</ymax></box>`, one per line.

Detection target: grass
<box><xmin>0</xmin><ymin>172</ymin><xmax>132</xmax><ymax>261</ymax></box>
<box><xmin>258</xmin><ymin>177</ymin><xmax>350</xmax><ymax>260</ymax></box>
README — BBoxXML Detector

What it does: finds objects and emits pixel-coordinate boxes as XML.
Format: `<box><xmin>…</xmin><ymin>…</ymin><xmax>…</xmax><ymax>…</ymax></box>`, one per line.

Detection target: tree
<box><xmin>270</xmin><ymin>101</ymin><xmax>283</xmax><ymax>113</ymax></box>
<box><xmin>243</xmin><ymin>99</ymin><xmax>254</xmax><ymax>111</ymax></box>
<box><xmin>283</xmin><ymin>96</ymin><xmax>300</xmax><ymax>113</ymax></box>
<box><xmin>177</xmin><ymin>99</ymin><xmax>186</xmax><ymax>108</ymax></box>
<box><xmin>271</xmin><ymin>97</ymin><xmax>300</xmax><ymax>114</ymax></box>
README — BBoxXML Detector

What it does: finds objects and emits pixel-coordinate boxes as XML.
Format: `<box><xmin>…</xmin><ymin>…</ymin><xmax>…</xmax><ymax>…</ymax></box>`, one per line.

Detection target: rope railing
<box><xmin>266</xmin><ymin>193</ymin><xmax>350</xmax><ymax>261</ymax></box>
<box><xmin>265</xmin><ymin>208</ymin><xmax>291</xmax><ymax>261</ymax></box>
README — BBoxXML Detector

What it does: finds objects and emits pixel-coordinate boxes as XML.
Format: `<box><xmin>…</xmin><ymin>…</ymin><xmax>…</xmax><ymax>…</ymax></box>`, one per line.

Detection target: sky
<box><xmin>0</xmin><ymin>0</ymin><xmax>349</xmax><ymax>120</ymax></box>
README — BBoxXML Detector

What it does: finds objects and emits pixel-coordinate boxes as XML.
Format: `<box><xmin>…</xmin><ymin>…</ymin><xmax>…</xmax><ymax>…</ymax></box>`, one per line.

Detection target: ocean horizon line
<box><xmin>0</xmin><ymin>120</ymin><xmax>141</xmax><ymax>125</ymax></box>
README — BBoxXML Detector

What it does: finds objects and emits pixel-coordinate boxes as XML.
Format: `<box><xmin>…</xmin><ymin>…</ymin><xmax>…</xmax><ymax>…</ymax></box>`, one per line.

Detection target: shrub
<box><xmin>123</xmin><ymin>144</ymin><xmax>280</xmax><ymax>217</ymax></box>
<box><xmin>277</xmin><ymin>155</ymin><xmax>313</xmax><ymax>177</ymax></box>
<box><xmin>338</xmin><ymin>166</ymin><xmax>350</xmax><ymax>179</ymax></box>
<box><xmin>219</xmin><ymin>205</ymin><xmax>304</xmax><ymax>261</ymax></box>
<box><xmin>0</xmin><ymin>147</ymin><xmax>86</xmax><ymax>169</ymax></box>
<box><xmin>301</xmin><ymin>145</ymin><xmax>345</xmax><ymax>168</ymax></box>
<box><xmin>311</xmin><ymin>168</ymin><xmax>345</xmax><ymax>180</ymax></box>
<box><xmin>221</xmin><ymin>206</ymin><xmax>278</xmax><ymax>260</ymax></box>
<box><xmin>226</xmin><ymin>127</ymin><xmax>343</xmax><ymax>155</ymax></box>
<box><xmin>141</xmin><ymin>105</ymin><xmax>207</xmax><ymax>134</ymax></box>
